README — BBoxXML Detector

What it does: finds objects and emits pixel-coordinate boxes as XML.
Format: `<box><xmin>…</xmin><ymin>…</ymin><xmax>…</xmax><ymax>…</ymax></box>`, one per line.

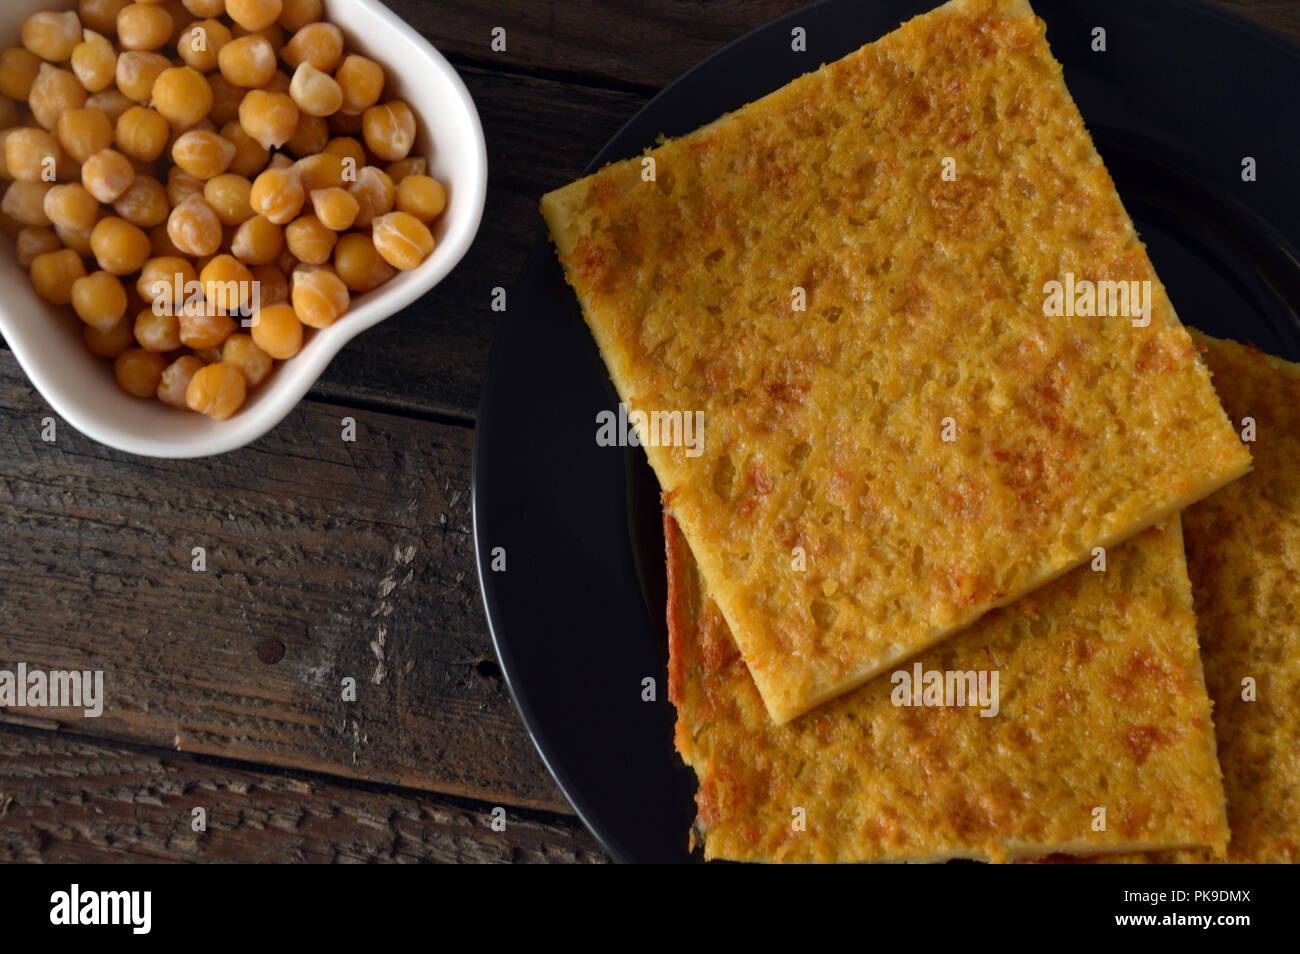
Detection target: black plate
<box><xmin>472</xmin><ymin>0</ymin><xmax>1300</xmax><ymax>863</ymax></box>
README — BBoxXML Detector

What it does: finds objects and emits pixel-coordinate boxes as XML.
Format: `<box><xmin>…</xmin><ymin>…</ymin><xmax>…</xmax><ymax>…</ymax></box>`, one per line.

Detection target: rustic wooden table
<box><xmin>0</xmin><ymin>0</ymin><xmax>1295</xmax><ymax>864</ymax></box>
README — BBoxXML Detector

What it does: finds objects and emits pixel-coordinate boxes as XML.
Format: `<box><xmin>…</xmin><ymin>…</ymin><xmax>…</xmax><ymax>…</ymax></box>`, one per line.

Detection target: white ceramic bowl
<box><xmin>0</xmin><ymin>0</ymin><xmax>486</xmax><ymax>457</ymax></box>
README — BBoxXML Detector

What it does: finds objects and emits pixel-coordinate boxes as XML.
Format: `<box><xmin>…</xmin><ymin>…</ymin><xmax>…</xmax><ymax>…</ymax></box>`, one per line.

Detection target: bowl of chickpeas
<box><xmin>0</xmin><ymin>0</ymin><xmax>486</xmax><ymax>456</ymax></box>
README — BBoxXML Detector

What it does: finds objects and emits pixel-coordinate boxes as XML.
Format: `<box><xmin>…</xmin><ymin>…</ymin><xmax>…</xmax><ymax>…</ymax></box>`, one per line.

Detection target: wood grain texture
<box><xmin>0</xmin><ymin>353</ymin><xmax>566</xmax><ymax>813</ymax></box>
<box><xmin>0</xmin><ymin>730</ymin><xmax>603</xmax><ymax>863</ymax></box>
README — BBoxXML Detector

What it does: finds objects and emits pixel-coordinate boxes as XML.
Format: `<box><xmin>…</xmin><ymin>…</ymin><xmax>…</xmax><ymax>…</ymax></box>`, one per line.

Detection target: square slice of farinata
<box><xmin>542</xmin><ymin>0</ymin><xmax>1251</xmax><ymax>723</ymax></box>
<box><xmin>666</xmin><ymin>511</ymin><xmax>1229</xmax><ymax>863</ymax></box>
<box><xmin>1045</xmin><ymin>334</ymin><xmax>1300</xmax><ymax>865</ymax></box>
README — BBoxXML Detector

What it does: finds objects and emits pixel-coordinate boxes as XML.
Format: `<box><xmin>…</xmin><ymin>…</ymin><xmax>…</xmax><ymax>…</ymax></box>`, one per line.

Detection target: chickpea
<box><xmin>113</xmin><ymin>174</ymin><xmax>169</xmax><ymax>227</ymax></box>
<box><xmin>117</xmin><ymin>3</ymin><xmax>173</xmax><ymax>50</ymax></box>
<box><xmin>16</xmin><ymin>226</ymin><xmax>61</xmax><ymax>267</ymax></box>
<box><xmin>71</xmin><ymin>31</ymin><xmax>118</xmax><ymax>93</ymax></box>
<box><xmin>309</xmin><ymin>187</ymin><xmax>357</xmax><ymax>231</ymax></box>
<box><xmin>2</xmin><ymin>179</ymin><xmax>54</xmax><ymax>226</ymax></box>
<box><xmin>115</xmin><ymin>347</ymin><xmax>168</xmax><ymax>397</ymax></box>
<box><xmin>238</xmin><ymin>89</ymin><xmax>298</xmax><ymax>149</ymax></box>
<box><xmin>155</xmin><ymin>353</ymin><xmax>204</xmax><ymax>408</ymax></box>
<box><xmin>395</xmin><ymin>174</ymin><xmax>446</xmax><ymax>223</ymax></box>
<box><xmin>294</xmin><ymin>152</ymin><xmax>344</xmax><ymax>191</ymax></box>
<box><xmin>30</xmin><ymin>64</ymin><xmax>88</xmax><ymax>131</ymax></box>
<box><xmin>284</xmin><ymin>113</ymin><xmax>327</xmax><ymax>158</ymax></box>
<box><xmin>177</xmin><ymin>18</ymin><xmax>231</xmax><ymax>72</ymax></box>
<box><xmin>116</xmin><ymin>105</ymin><xmax>169</xmax><ymax>162</ymax></box>
<box><xmin>82</xmin><ymin>148</ymin><xmax>135</xmax><ymax>202</ymax></box>
<box><xmin>58</xmin><ymin>108</ymin><xmax>115</xmax><ymax>164</ymax></box>
<box><xmin>86</xmin><ymin>88</ymin><xmax>135</xmax><ymax>124</ymax></box>
<box><xmin>347</xmin><ymin>165</ymin><xmax>392</xmax><ymax>227</ymax></box>
<box><xmin>200</xmin><ymin>253</ymin><xmax>253</xmax><ymax>312</ymax></box>
<box><xmin>0</xmin><ymin>47</ymin><xmax>42</xmax><ymax>101</ymax></box>
<box><xmin>287</xmin><ymin>61</ymin><xmax>341</xmax><ymax>118</ymax></box>
<box><xmin>227</xmin><ymin>0</ymin><xmax>281</xmax><ymax>31</ymax></box>
<box><xmin>178</xmin><ymin>301</ymin><xmax>236</xmax><ymax>348</ymax></box>
<box><xmin>218</xmin><ymin>33</ymin><xmax>275</xmax><ymax>88</ymax></box>
<box><xmin>115</xmin><ymin>50</ymin><xmax>169</xmax><ymax>102</ymax></box>
<box><xmin>4</xmin><ymin>128</ymin><xmax>61</xmax><ymax>183</ymax></box>
<box><xmin>332</xmin><ymin>230</ymin><xmax>394</xmax><ymax>292</ymax></box>
<box><xmin>221</xmin><ymin>121</ymin><xmax>268</xmax><ymax>177</ymax></box>
<box><xmin>249</xmin><ymin>262</ymin><xmax>286</xmax><ymax>304</ymax></box>
<box><xmin>371</xmin><ymin>211</ymin><xmax>433</xmax><ymax>270</ymax></box>
<box><xmin>323</xmin><ymin>135</ymin><xmax>365</xmax><ymax>168</ymax></box>
<box><xmin>22</xmin><ymin>11</ymin><xmax>82</xmax><ymax>63</ymax></box>
<box><xmin>91</xmin><ymin>215</ymin><xmax>152</xmax><ymax>274</ymax></box>
<box><xmin>334</xmin><ymin>54</ymin><xmax>383</xmax><ymax>115</ymax></box>
<box><xmin>185</xmin><ymin>360</ymin><xmax>246</xmax><ymax>418</ymax></box>
<box><xmin>56</xmin><ymin>225</ymin><xmax>94</xmax><ymax>255</ymax></box>
<box><xmin>133</xmin><ymin>306</ymin><xmax>181</xmax><ymax>351</ymax></box>
<box><xmin>71</xmin><ymin>269</ymin><xmax>128</xmax><ymax>329</ymax></box>
<box><xmin>229</xmin><ymin>212</ymin><xmax>282</xmax><ymax>264</ymax></box>
<box><xmin>166</xmin><ymin>193</ymin><xmax>222</xmax><ymax>255</ymax></box>
<box><xmin>249</xmin><ymin>165</ymin><xmax>303</xmax><ymax>224</ymax></box>
<box><xmin>221</xmin><ymin>331</ymin><xmax>272</xmax><ymax>385</ymax></box>
<box><xmin>203</xmin><ymin>173</ymin><xmax>254</xmax><ymax>225</ymax></box>
<box><xmin>171</xmin><ymin>129</ymin><xmax>235</xmax><ymax>179</ymax></box>
<box><xmin>283</xmin><ymin>21</ymin><xmax>341</xmax><ymax>73</ymax></box>
<box><xmin>386</xmin><ymin>156</ymin><xmax>426</xmax><ymax>185</ymax></box>
<box><xmin>43</xmin><ymin>182</ymin><xmax>100</xmax><ymax>232</ymax></box>
<box><xmin>83</xmin><ymin>314</ymin><xmax>136</xmax><ymax>357</ymax></box>
<box><xmin>180</xmin><ymin>0</ymin><xmax>223</xmax><ymax>17</ymax></box>
<box><xmin>152</xmin><ymin>67</ymin><xmax>213</xmax><ymax>129</ymax></box>
<box><xmin>137</xmin><ymin>254</ymin><xmax>196</xmax><ymax>307</ymax></box>
<box><xmin>276</xmin><ymin>0</ymin><xmax>319</xmax><ymax>32</ymax></box>
<box><xmin>284</xmin><ymin>212</ymin><xmax>335</xmax><ymax>264</ymax></box>
<box><xmin>290</xmin><ymin>262</ymin><xmax>348</xmax><ymax>327</ymax></box>
<box><xmin>249</xmin><ymin>301</ymin><xmax>300</xmax><ymax>357</ymax></box>
<box><xmin>80</xmin><ymin>0</ymin><xmax>132</xmax><ymax>36</ymax></box>
<box><xmin>30</xmin><ymin>248</ymin><xmax>87</xmax><ymax>304</ymax></box>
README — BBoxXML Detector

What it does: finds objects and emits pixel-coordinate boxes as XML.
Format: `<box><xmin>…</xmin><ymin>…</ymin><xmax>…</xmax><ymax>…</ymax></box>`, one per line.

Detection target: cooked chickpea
<box><xmin>0</xmin><ymin>47</ymin><xmax>42</xmax><ymax>101</ymax></box>
<box><xmin>2</xmin><ymin>179</ymin><xmax>53</xmax><ymax>226</ymax></box>
<box><xmin>238</xmin><ymin>89</ymin><xmax>298</xmax><ymax>149</ymax></box>
<box><xmin>171</xmin><ymin>129</ymin><xmax>235</xmax><ymax>179</ymax></box>
<box><xmin>322</xmin><ymin>135</ymin><xmax>364</xmax><ymax>167</ymax></box>
<box><xmin>80</xmin><ymin>0</ymin><xmax>132</xmax><ymax>36</ymax></box>
<box><xmin>165</xmin><ymin>165</ymin><xmax>203</xmax><ymax>205</ymax></box>
<box><xmin>115</xmin><ymin>50</ymin><xmax>169</xmax><ymax>102</ymax></box>
<box><xmin>386</xmin><ymin>156</ymin><xmax>426</xmax><ymax>185</ymax></box>
<box><xmin>185</xmin><ymin>360</ymin><xmax>246</xmax><ymax>418</ymax></box>
<box><xmin>22</xmin><ymin>11</ymin><xmax>82</xmax><ymax>62</ymax></box>
<box><xmin>137</xmin><ymin>254</ymin><xmax>196</xmax><ymax>306</ymax></box>
<box><xmin>221</xmin><ymin>331</ymin><xmax>272</xmax><ymax>385</ymax></box>
<box><xmin>395</xmin><ymin>174</ymin><xmax>446</xmax><ymax>223</ymax></box>
<box><xmin>332</xmin><ymin>230</ymin><xmax>393</xmax><ymax>292</ymax></box>
<box><xmin>218</xmin><ymin>33</ymin><xmax>275</xmax><ymax>87</ymax></box>
<box><xmin>133</xmin><ymin>306</ymin><xmax>180</xmax><ymax>351</ymax></box>
<box><xmin>249</xmin><ymin>262</ymin><xmax>286</xmax><ymax>304</ymax></box>
<box><xmin>154</xmin><ymin>353</ymin><xmax>203</xmax><ymax>408</ymax></box>
<box><xmin>284</xmin><ymin>113</ymin><xmax>326</xmax><ymax>158</ymax></box>
<box><xmin>4</xmin><ymin>128</ymin><xmax>60</xmax><ymax>183</ymax></box>
<box><xmin>362</xmin><ymin>101</ymin><xmax>415</xmax><ymax>162</ymax></box>
<box><xmin>178</xmin><ymin>301</ymin><xmax>236</xmax><ymax>347</ymax></box>
<box><xmin>71</xmin><ymin>31</ymin><xmax>118</xmax><ymax>93</ymax></box>
<box><xmin>371</xmin><ymin>211</ymin><xmax>433</xmax><ymax>270</ymax></box>
<box><xmin>152</xmin><ymin>67</ymin><xmax>213</xmax><ymax>129</ymax></box>
<box><xmin>283</xmin><ymin>21</ymin><xmax>341</xmax><ymax>73</ymax></box>
<box><xmin>82</xmin><ymin>148</ymin><xmax>135</xmax><ymax>202</ymax></box>
<box><xmin>30</xmin><ymin>64</ymin><xmax>88</xmax><ymax>131</ymax></box>
<box><xmin>43</xmin><ymin>182</ymin><xmax>100</xmax><ymax>232</ymax></box>
<box><xmin>232</xmin><ymin>21</ymin><xmax>283</xmax><ymax>54</ymax></box>
<box><xmin>203</xmin><ymin>173</ymin><xmax>253</xmax><ymax>225</ymax></box>
<box><xmin>115</xmin><ymin>105</ymin><xmax>168</xmax><ymax>162</ymax></box>
<box><xmin>113</xmin><ymin>175</ymin><xmax>169</xmax><ymax>226</ymax></box>
<box><xmin>55</xmin><ymin>226</ymin><xmax>92</xmax><ymax>255</ymax></box>
<box><xmin>58</xmin><ymin>108</ymin><xmax>115</xmax><ymax>164</ymax></box>
<box><xmin>220</xmin><ymin>120</ymin><xmax>268</xmax><ymax>177</ymax></box>
<box><xmin>334</xmin><ymin>54</ymin><xmax>383</xmax><ymax>115</ymax></box>
<box><xmin>16</xmin><ymin>226</ymin><xmax>61</xmax><ymax>267</ymax></box>
<box><xmin>177</xmin><ymin>18</ymin><xmax>230</xmax><ymax>71</ymax></box>
<box><xmin>293</xmin><ymin>152</ymin><xmax>344</xmax><ymax>192</ymax></box>
<box><xmin>180</xmin><ymin>0</ymin><xmax>223</xmax><ymax>18</ymax></box>
<box><xmin>72</xmin><ymin>269</ymin><xmax>127</xmax><ymax>328</ymax></box>
<box><xmin>83</xmin><ymin>314</ymin><xmax>135</xmax><ymax>357</ymax></box>
<box><xmin>309</xmin><ymin>186</ymin><xmax>357</xmax><ymax>231</ymax></box>
<box><xmin>276</xmin><ymin>0</ymin><xmax>319</xmax><ymax>32</ymax></box>
<box><xmin>86</xmin><ymin>88</ymin><xmax>135</xmax><ymax>123</ymax></box>
<box><xmin>290</xmin><ymin>263</ymin><xmax>348</xmax><ymax>327</ymax></box>
<box><xmin>249</xmin><ymin>165</ymin><xmax>303</xmax><ymax>224</ymax></box>
<box><xmin>91</xmin><ymin>215</ymin><xmax>151</xmax><ymax>274</ymax></box>
<box><xmin>283</xmin><ymin>213</ymin><xmax>334</xmax><ymax>264</ymax></box>
<box><xmin>287</xmin><ymin>62</ymin><xmax>341</xmax><ymax>118</ymax></box>
<box><xmin>227</xmin><ymin>0</ymin><xmax>281</xmax><ymax>31</ymax></box>
<box><xmin>347</xmin><ymin>165</ymin><xmax>392</xmax><ymax>227</ymax></box>
<box><xmin>200</xmin><ymin>253</ymin><xmax>253</xmax><ymax>311</ymax></box>
<box><xmin>166</xmin><ymin>193</ymin><xmax>222</xmax><ymax>255</ymax></box>
<box><xmin>117</xmin><ymin>3</ymin><xmax>173</xmax><ymax>50</ymax></box>
<box><xmin>114</xmin><ymin>347</ymin><xmax>168</xmax><ymax>396</ymax></box>
<box><xmin>229</xmin><ymin>213</ymin><xmax>281</xmax><ymax>264</ymax></box>
<box><xmin>249</xmin><ymin>301</ymin><xmax>300</xmax><ymax>357</ymax></box>
<box><xmin>30</xmin><ymin>248</ymin><xmax>86</xmax><ymax>304</ymax></box>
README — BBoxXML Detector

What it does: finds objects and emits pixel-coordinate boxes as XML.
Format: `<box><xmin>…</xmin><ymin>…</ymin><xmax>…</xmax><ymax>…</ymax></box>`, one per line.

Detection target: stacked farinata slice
<box><xmin>541</xmin><ymin>0</ymin><xmax>1287</xmax><ymax>862</ymax></box>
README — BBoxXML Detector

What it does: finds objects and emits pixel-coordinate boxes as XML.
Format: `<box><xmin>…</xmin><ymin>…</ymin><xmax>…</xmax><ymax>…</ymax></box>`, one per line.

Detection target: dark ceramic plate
<box><xmin>472</xmin><ymin>0</ymin><xmax>1300</xmax><ymax>863</ymax></box>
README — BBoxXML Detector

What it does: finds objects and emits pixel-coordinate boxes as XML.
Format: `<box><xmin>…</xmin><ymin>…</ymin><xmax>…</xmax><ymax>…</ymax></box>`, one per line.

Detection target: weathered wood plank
<box><xmin>0</xmin><ymin>352</ymin><xmax>567</xmax><ymax>813</ymax></box>
<box><xmin>0</xmin><ymin>729</ymin><xmax>604</xmax><ymax>863</ymax></box>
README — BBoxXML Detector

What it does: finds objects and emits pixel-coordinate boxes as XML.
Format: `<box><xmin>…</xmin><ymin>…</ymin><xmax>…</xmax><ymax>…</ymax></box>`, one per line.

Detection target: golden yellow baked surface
<box><xmin>543</xmin><ymin>0</ymin><xmax>1251</xmax><ymax>723</ymax></box>
<box><xmin>666</xmin><ymin>510</ymin><xmax>1228</xmax><ymax>863</ymax></box>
